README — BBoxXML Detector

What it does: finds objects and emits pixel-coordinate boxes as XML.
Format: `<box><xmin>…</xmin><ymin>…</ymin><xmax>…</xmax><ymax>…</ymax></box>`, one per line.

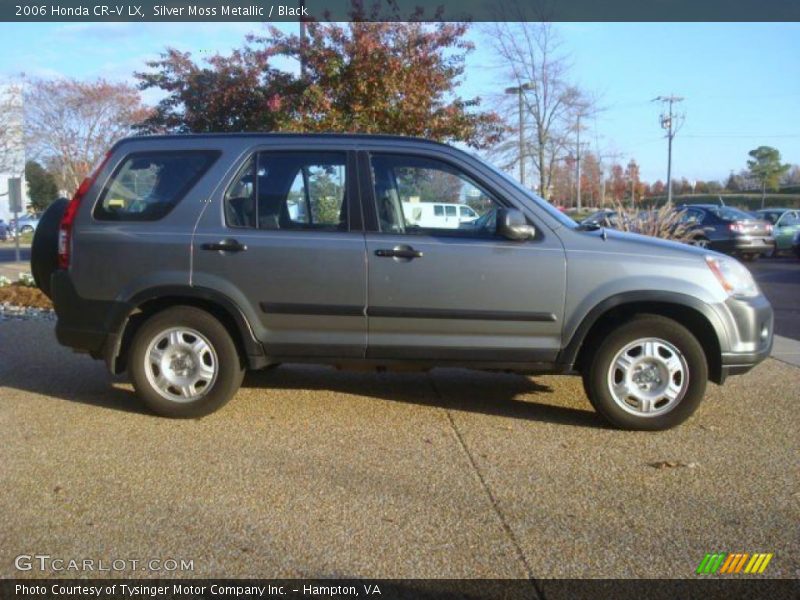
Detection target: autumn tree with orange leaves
<box><xmin>137</xmin><ymin>16</ymin><xmax>502</xmax><ymax>148</ymax></box>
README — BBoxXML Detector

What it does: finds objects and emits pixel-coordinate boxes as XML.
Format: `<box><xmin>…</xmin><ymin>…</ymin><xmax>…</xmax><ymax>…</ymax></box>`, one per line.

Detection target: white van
<box><xmin>402</xmin><ymin>202</ymin><xmax>479</xmax><ymax>229</ymax></box>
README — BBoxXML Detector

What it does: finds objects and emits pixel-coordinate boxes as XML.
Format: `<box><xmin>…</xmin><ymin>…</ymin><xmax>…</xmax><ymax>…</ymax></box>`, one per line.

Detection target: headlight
<box><xmin>705</xmin><ymin>255</ymin><xmax>760</xmax><ymax>298</ymax></box>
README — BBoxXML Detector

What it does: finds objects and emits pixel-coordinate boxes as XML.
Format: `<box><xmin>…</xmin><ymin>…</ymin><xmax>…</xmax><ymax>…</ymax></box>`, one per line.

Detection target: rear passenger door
<box><xmin>192</xmin><ymin>148</ymin><xmax>368</xmax><ymax>358</ymax></box>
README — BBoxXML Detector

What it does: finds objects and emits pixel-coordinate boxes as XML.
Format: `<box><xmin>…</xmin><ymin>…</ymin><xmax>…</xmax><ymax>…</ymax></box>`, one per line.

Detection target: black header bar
<box><xmin>2</xmin><ymin>0</ymin><xmax>799</xmax><ymax>22</ymax></box>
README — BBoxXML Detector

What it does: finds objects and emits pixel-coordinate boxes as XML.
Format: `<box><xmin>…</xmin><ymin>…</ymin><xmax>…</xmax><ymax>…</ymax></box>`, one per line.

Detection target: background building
<box><xmin>0</xmin><ymin>82</ymin><xmax>28</xmax><ymax>222</ymax></box>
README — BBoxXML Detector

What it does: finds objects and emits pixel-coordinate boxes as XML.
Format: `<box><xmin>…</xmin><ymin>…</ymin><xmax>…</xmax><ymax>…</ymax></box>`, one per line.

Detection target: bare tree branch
<box><xmin>484</xmin><ymin>19</ymin><xmax>597</xmax><ymax>200</ymax></box>
<box><xmin>24</xmin><ymin>78</ymin><xmax>151</xmax><ymax>192</ymax></box>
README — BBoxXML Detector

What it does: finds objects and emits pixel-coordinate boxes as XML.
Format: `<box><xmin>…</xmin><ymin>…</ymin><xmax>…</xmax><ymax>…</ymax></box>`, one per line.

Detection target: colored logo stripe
<box><xmin>697</xmin><ymin>552</ymin><xmax>773</xmax><ymax>574</ymax></box>
<box><xmin>697</xmin><ymin>553</ymin><xmax>726</xmax><ymax>574</ymax></box>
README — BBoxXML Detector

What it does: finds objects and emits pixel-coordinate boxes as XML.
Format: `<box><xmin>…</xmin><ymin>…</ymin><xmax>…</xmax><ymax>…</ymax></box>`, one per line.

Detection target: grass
<box><xmin>0</xmin><ymin>232</ymin><xmax>33</xmax><ymax>246</ymax></box>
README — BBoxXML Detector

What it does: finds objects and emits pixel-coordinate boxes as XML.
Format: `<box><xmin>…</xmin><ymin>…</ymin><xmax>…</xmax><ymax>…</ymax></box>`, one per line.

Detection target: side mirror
<box><xmin>497</xmin><ymin>208</ymin><xmax>535</xmax><ymax>241</ymax></box>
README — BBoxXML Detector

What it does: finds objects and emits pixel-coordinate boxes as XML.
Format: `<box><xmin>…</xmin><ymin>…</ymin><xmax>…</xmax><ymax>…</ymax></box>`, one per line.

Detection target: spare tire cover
<box><xmin>31</xmin><ymin>198</ymin><xmax>68</xmax><ymax>299</ymax></box>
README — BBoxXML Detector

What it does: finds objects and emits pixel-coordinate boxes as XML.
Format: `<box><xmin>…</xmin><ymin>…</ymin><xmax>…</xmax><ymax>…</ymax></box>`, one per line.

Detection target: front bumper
<box><xmin>716</xmin><ymin>293</ymin><xmax>773</xmax><ymax>380</ymax></box>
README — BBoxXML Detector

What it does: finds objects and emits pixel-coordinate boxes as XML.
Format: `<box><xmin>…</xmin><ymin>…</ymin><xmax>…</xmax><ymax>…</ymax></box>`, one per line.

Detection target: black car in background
<box><xmin>678</xmin><ymin>204</ymin><xmax>774</xmax><ymax>261</ymax></box>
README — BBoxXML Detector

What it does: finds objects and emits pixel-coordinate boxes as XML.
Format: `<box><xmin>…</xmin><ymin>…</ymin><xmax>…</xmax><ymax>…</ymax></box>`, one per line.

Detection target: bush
<box><xmin>17</xmin><ymin>273</ymin><xmax>36</xmax><ymax>287</ymax></box>
<box><xmin>608</xmin><ymin>203</ymin><xmax>699</xmax><ymax>244</ymax></box>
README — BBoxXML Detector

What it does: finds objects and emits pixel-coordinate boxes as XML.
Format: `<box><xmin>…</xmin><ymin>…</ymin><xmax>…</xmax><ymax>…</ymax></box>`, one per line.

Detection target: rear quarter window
<box><xmin>94</xmin><ymin>151</ymin><xmax>219</xmax><ymax>221</ymax></box>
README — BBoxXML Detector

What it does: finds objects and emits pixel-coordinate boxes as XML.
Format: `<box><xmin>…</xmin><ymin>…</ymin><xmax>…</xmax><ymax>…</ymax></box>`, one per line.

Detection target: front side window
<box><xmin>370</xmin><ymin>154</ymin><xmax>503</xmax><ymax>237</ymax></box>
<box><xmin>224</xmin><ymin>152</ymin><xmax>348</xmax><ymax>231</ymax></box>
<box><xmin>95</xmin><ymin>151</ymin><xmax>218</xmax><ymax>221</ymax></box>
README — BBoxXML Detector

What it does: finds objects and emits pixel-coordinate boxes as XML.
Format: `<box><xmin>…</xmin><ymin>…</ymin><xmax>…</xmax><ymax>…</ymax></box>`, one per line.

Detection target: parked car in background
<box><xmin>755</xmin><ymin>208</ymin><xmax>800</xmax><ymax>256</ymax></box>
<box><xmin>793</xmin><ymin>230</ymin><xmax>800</xmax><ymax>259</ymax></box>
<box><xmin>0</xmin><ymin>219</ymin><xmax>8</xmax><ymax>241</ymax></box>
<box><xmin>678</xmin><ymin>204</ymin><xmax>774</xmax><ymax>261</ymax></box>
<box><xmin>402</xmin><ymin>201</ymin><xmax>479</xmax><ymax>229</ymax></box>
<box><xmin>579</xmin><ymin>208</ymin><xmax>620</xmax><ymax>229</ymax></box>
<box><xmin>10</xmin><ymin>213</ymin><xmax>41</xmax><ymax>235</ymax></box>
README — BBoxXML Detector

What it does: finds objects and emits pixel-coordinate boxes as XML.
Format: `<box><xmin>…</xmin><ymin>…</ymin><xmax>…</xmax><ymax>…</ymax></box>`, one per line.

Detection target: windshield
<box><xmin>480</xmin><ymin>159</ymin><xmax>577</xmax><ymax>229</ymax></box>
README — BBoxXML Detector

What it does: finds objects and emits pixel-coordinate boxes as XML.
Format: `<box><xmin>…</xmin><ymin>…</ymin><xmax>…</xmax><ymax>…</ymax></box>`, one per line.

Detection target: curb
<box><xmin>771</xmin><ymin>335</ymin><xmax>800</xmax><ymax>368</ymax></box>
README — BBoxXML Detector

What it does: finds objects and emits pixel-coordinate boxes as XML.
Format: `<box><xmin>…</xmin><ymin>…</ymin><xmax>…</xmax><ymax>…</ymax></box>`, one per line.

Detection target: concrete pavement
<box><xmin>0</xmin><ymin>320</ymin><xmax>797</xmax><ymax>579</ymax></box>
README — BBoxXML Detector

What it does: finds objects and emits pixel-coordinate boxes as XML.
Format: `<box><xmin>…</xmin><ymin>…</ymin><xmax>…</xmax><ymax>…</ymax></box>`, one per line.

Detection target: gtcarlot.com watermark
<box><xmin>14</xmin><ymin>554</ymin><xmax>194</xmax><ymax>573</ymax></box>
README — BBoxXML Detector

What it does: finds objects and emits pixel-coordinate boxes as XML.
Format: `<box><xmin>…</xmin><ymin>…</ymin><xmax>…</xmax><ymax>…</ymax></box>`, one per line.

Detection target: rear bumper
<box><xmin>51</xmin><ymin>270</ymin><xmax>130</xmax><ymax>359</ymax></box>
<box><xmin>713</xmin><ymin>237</ymin><xmax>774</xmax><ymax>254</ymax></box>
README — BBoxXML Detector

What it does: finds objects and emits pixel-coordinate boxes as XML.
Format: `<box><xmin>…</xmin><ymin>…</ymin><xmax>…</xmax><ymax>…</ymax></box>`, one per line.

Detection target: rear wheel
<box><xmin>583</xmin><ymin>315</ymin><xmax>708</xmax><ymax>430</ymax></box>
<box><xmin>129</xmin><ymin>306</ymin><xmax>245</xmax><ymax>418</ymax></box>
<box><xmin>689</xmin><ymin>236</ymin><xmax>709</xmax><ymax>248</ymax></box>
<box><xmin>739</xmin><ymin>253</ymin><xmax>759</xmax><ymax>262</ymax></box>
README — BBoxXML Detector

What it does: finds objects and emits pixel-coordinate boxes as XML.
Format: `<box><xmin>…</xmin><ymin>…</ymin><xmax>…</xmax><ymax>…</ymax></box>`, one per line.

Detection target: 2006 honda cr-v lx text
<box><xmin>30</xmin><ymin>134</ymin><xmax>773</xmax><ymax>430</ymax></box>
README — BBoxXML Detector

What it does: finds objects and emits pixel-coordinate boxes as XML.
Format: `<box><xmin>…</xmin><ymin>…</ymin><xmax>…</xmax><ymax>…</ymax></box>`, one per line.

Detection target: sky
<box><xmin>0</xmin><ymin>21</ymin><xmax>797</xmax><ymax>183</ymax></box>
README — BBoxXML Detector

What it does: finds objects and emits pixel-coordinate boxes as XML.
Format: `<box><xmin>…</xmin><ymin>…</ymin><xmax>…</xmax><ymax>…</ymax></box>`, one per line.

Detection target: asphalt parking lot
<box><xmin>748</xmin><ymin>257</ymin><xmax>800</xmax><ymax>340</ymax></box>
<box><xmin>1</xmin><ymin>319</ymin><xmax>798</xmax><ymax>580</ymax></box>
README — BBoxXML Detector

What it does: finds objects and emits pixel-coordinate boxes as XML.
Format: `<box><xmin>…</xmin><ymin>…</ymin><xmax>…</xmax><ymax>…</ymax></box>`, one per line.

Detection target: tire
<box><xmin>20</xmin><ymin>225</ymin><xmax>34</xmax><ymax>234</ymax></box>
<box><xmin>739</xmin><ymin>253</ymin><xmax>758</xmax><ymax>262</ymax></box>
<box><xmin>30</xmin><ymin>198</ymin><xmax>68</xmax><ymax>299</ymax></box>
<box><xmin>128</xmin><ymin>306</ymin><xmax>245</xmax><ymax>418</ymax></box>
<box><xmin>689</xmin><ymin>236</ymin><xmax>709</xmax><ymax>248</ymax></box>
<box><xmin>582</xmin><ymin>315</ymin><xmax>708</xmax><ymax>431</ymax></box>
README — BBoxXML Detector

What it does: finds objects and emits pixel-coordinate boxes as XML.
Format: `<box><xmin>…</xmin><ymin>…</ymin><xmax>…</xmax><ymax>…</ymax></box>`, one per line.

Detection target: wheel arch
<box><xmin>560</xmin><ymin>292</ymin><xmax>726</xmax><ymax>384</ymax></box>
<box><xmin>107</xmin><ymin>286</ymin><xmax>268</xmax><ymax>374</ymax></box>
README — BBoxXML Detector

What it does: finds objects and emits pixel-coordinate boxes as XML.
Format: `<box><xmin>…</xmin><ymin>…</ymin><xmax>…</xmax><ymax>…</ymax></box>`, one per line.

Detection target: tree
<box><xmin>137</xmin><ymin>11</ymin><xmax>502</xmax><ymax>148</ymax></box>
<box><xmin>747</xmin><ymin>146</ymin><xmax>790</xmax><ymax>208</ymax></box>
<box><xmin>580</xmin><ymin>153</ymin><xmax>603</xmax><ymax>206</ymax></box>
<box><xmin>782</xmin><ymin>165</ymin><xmax>800</xmax><ymax>187</ymax></box>
<box><xmin>486</xmin><ymin>21</ymin><xmax>595</xmax><ymax>198</ymax></box>
<box><xmin>136</xmin><ymin>47</ymin><xmax>296</xmax><ymax>133</ymax></box>
<box><xmin>25</xmin><ymin>161</ymin><xmax>58</xmax><ymax>211</ymax></box>
<box><xmin>24</xmin><ymin>78</ymin><xmax>150</xmax><ymax>192</ymax></box>
<box><xmin>624</xmin><ymin>159</ymin><xmax>640</xmax><ymax>204</ymax></box>
<box><xmin>607</xmin><ymin>164</ymin><xmax>626</xmax><ymax>202</ymax></box>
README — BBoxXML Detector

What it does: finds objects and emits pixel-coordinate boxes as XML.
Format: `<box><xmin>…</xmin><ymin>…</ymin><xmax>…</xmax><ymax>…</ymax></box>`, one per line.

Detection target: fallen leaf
<box><xmin>649</xmin><ymin>460</ymin><xmax>698</xmax><ymax>470</ymax></box>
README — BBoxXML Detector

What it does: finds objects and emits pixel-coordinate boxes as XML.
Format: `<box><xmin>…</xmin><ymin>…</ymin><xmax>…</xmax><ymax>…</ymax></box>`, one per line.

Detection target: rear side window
<box><xmin>224</xmin><ymin>151</ymin><xmax>348</xmax><ymax>232</ymax></box>
<box><xmin>94</xmin><ymin>151</ymin><xmax>218</xmax><ymax>221</ymax></box>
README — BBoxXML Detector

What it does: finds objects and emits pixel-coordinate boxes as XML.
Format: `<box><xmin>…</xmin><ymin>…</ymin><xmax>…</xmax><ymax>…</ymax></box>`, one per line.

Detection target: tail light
<box><xmin>765</xmin><ymin>224</ymin><xmax>773</xmax><ymax>235</ymax></box>
<box><xmin>58</xmin><ymin>152</ymin><xmax>112</xmax><ymax>269</ymax></box>
<box><xmin>728</xmin><ymin>222</ymin><xmax>745</xmax><ymax>234</ymax></box>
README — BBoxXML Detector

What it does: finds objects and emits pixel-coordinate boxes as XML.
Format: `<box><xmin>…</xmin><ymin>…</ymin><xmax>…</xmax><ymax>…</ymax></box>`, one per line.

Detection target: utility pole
<box><xmin>505</xmin><ymin>83</ymin><xmax>533</xmax><ymax>186</ymax></box>
<box><xmin>652</xmin><ymin>95</ymin><xmax>684</xmax><ymax>206</ymax></box>
<box><xmin>575</xmin><ymin>113</ymin><xmax>582</xmax><ymax>211</ymax></box>
<box><xmin>299</xmin><ymin>0</ymin><xmax>307</xmax><ymax>78</ymax></box>
<box><xmin>630</xmin><ymin>173</ymin><xmax>635</xmax><ymax>208</ymax></box>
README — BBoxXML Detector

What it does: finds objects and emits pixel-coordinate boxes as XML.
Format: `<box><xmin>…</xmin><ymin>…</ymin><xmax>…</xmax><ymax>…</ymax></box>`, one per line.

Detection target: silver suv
<box><xmin>31</xmin><ymin>134</ymin><xmax>773</xmax><ymax>429</ymax></box>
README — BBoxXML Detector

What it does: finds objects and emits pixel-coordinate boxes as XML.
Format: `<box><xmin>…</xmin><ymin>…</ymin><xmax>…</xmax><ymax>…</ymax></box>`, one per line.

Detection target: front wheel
<box><xmin>129</xmin><ymin>306</ymin><xmax>245</xmax><ymax>418</ymax></box>
<box><xmin>583</xmin><ymin>315</ymin><xmax>708</xmax><ymax>430</ymax></box>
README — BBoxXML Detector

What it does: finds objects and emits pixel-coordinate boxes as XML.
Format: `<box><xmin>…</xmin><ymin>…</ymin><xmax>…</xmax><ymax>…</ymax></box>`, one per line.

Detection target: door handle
<box><xmin>375</xmin><ymin>245</ymin><xmax>423</xmax><ymax>259</ymax></box>
<box><xmin>201</xmin><ymin>238</ymin><xmax>247</xmax><ymax>253</ymax></box>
